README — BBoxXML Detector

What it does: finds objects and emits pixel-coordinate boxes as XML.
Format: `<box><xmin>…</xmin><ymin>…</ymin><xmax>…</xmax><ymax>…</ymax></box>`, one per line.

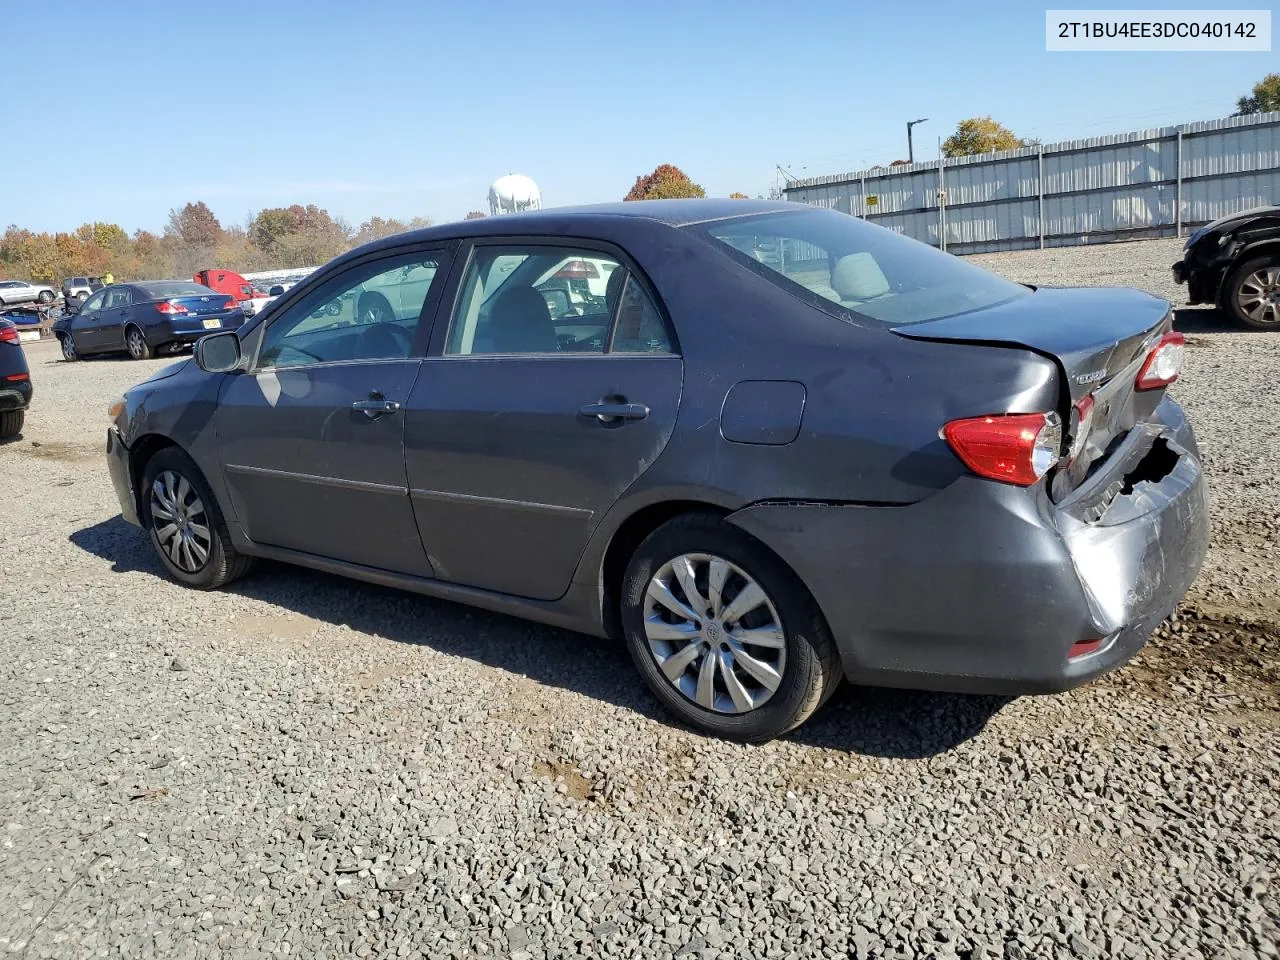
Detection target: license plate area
<box><xmin>202</xmin><ymin>319</ymin><xmax>221</xmax><ymax>329</ymax></box>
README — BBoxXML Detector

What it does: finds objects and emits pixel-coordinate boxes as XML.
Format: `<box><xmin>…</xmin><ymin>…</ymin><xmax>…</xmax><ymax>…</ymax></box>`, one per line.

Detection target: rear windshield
<box><xmin>697</xmin><ymin>209</ymin><xmax>1028</xmax><ymax>326</ymax></box>
<box><xmin>137</xmin><ymin>282</ymin><xmax>216</xmax><ymax>299</ymax></box>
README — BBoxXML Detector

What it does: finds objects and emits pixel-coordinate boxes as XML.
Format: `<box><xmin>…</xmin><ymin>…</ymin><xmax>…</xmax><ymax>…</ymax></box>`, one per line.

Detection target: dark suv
<box><xmin>1173</xmin><ymin>205</ymin><xmax>1280</xmax><ymax>329</ymax></box>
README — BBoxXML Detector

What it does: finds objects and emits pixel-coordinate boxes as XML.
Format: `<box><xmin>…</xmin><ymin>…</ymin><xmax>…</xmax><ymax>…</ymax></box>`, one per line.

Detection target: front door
<box><xmin>96</xmin><ymin>286</ymin><xmax>133</xmax><ymax>349</ymax></box>
<box><xmin>71</xmin><ymin>289</ymin><xmax>110</xmax><ymax>353</ymax></box>
<box><xmin>215</xmin><ymin>246</ymin><xmax>452</xmax><ymax>576</ymax></box>
<box><xmin>404</xmin><ymin>241</ymin><xmax>683</xmax><ymax>601</ymax></box>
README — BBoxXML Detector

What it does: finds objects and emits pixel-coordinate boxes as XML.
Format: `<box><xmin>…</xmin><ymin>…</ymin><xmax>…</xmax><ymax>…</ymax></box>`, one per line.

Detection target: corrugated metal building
<box><xmin>782</xmin><ymin>112</ymin><xmax>1280</xmax><ymax>254</ymax></box>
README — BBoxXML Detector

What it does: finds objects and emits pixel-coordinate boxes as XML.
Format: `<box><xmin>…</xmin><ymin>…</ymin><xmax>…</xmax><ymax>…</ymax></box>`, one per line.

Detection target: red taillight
<box><xmin>0</xmin><ymin>324</ymin><xmax>18</xmax><ymax>344</ymax></box>
<box><xmin>553</xmin><ymin>259</ymin><xmax>600</xmax><ymax>279</ymax></box>
<box><xmin>5</xmin><ymin>372</ymin><xmax>29</xmax><ymax>381</ymax></box>
<box><xmin>1135</xmin><ymin>331</ymin><xmax>1185</xmax><ymax>391</ymax></box>
<box><xmin>155</xmin><ymin>301</ymin><xmax>188</xmax><ymax>314</ymax></box>
<box><xmin>942</xmin><ymin>412</ymin><xmax>1063</xmax><ymax>486</ymax></box>
<box><xmin>1068</xmin><ymin>638</ymin><xmax>1103</xmax><ymax>659</ymax></box>
<box><xmin>223</xmin><ymin>298</ymin><xmax>237</xmax><ymax>311</ymax></box>
<box><xmin>1068</xmin><ymin>394</ymin><xmax>1095</xmax><ymax>461</ymax></box>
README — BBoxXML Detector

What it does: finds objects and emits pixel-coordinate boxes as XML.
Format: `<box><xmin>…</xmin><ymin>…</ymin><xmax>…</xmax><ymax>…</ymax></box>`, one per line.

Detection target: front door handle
<box><xmin>352</xmin><ymin>398</ymin><xmax>401</xmax><ymax>419</ymax></box>
<box><xmin>579</xmin><ymin>401</ymin><xmax>649</xmax><ymax>423</ymax></box>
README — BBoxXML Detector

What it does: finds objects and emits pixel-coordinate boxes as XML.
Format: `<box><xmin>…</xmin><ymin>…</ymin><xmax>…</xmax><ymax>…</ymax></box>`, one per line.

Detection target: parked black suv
<box><xmin>1173</xmin><ymin>205</ymin><xmax>1280</xmax><ymax>330</ymax></box>
<box><xmin>0</xmin><ymin>319</ymin><xmax>32</xmax><ymax>439</ymax></box>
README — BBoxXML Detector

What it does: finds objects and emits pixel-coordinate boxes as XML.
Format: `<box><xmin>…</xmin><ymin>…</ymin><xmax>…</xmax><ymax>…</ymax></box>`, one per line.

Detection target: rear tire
<box><xmin>140</xmin><ymin>447</ymin><xmax>253</xmax><ymax>590</ymax></box>
<box><xmin>620</xmin><ymin>513</ymin><xmax>842</xmax><ymax>742</ymax></box>
<box><xmin>37</xmin><ymin>290</ymin><xmax>53</xmax><ymax>304</ymax></box>
<box><xmin>125</xmin><ymin>325</ymin><xmax>153</xmax><ymax>360</ymax></box>
<box><xmin>0</xmin><ymin>409</ymin><xmax>23</xmax><ymax>440</ymax></box>
<box><xmin>1223</xmin><ymin>255</ymin><xmax>1280</xmax><ymax>330</ymax></box>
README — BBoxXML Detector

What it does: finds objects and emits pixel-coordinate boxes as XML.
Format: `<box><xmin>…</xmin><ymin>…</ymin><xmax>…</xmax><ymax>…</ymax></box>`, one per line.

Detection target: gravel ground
<box><xmin>1</xmin><ymin>238</ymin><xmax>1277</xmax><ymax>960</ymax></box>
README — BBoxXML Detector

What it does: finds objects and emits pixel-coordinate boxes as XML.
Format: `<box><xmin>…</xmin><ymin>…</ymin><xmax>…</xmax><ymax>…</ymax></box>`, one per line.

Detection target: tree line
<box><xmin>0</xmin><ymin>202</ymin><xmax>434</xmax><ymax>283</ymax></box>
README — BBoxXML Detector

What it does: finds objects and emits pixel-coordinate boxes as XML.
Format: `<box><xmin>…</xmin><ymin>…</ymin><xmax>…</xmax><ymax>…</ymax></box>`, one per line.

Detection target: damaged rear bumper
<box><xmin>727</xmin><ymin>396</ymin><xmax>1209</xmax><ymax>696</ymax></box>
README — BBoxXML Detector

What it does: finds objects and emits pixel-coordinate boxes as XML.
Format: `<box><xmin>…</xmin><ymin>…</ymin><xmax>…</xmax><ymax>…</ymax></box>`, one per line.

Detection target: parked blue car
<box><xmin>53</xmin><ymin>281</ymin><xmax>245</xmax><ymax>361</ymax></box>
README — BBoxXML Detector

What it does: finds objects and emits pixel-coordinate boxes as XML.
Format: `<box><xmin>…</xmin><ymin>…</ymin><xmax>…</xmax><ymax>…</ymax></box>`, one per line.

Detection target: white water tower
<box><xmin>488</xmin><ymin>174</ymin><xmax>542</xmax><ymax>215</ymax></box>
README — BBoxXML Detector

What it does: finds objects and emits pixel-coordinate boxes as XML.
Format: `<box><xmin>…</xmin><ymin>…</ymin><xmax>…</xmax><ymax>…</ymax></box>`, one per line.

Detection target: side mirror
<box><xmin>194</xmin><ymin>331</ymin><xmax>242</xmax><ymax>373</ymax></box>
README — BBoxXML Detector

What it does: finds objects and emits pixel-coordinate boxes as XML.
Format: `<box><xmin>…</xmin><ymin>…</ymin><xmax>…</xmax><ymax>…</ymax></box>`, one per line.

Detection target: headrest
<box><xmin>831</xmin><ymin>253</ymin><xmax>890</xmax><ymax>301</ymax></box>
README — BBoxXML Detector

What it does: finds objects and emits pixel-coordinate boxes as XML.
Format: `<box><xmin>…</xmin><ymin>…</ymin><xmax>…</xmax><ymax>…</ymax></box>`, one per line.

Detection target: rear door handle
<box><xmin>579</xmin><ymin>401</ymin><xmax>649</xmax><ymax>422</ymax></box>
<box><xmin>352</xmin><ymin>398</ymin><xmax>401</xmax><ymax>418</ymax></box>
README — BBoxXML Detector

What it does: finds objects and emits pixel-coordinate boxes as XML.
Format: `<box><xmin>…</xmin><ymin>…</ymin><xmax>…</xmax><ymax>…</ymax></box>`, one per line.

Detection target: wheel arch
<box><xmin>597</xmin><ymin>498</ymin><xmax>737</xmax><ymax>640</ymax></box>
<box><xmin>128</xmin><ymin>434</ymin><xmax>184</xmax><ymax>518</ymax></box>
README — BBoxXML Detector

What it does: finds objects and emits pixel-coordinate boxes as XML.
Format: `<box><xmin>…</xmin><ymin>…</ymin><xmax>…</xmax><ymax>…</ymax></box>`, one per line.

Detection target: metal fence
<box><xmin>782</xmin><ymin>112</ymin><xmax>1280</xmax><ymax>255</ymax></box>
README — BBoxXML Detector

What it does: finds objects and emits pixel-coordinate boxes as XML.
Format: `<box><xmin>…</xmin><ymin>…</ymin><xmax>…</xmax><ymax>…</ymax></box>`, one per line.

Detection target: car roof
<box><xmin>351</xmin><ymin>199</ymin><xmax>800</xmax><ymax>256</ymax></box>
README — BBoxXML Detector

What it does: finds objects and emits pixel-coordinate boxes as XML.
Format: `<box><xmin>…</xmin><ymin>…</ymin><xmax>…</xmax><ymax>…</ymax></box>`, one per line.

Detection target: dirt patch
<box><xmin>14</xmin><ymin>440</ymin><xmax>99</xmax><ymax>464</ymax></box>
<box><xmin>531</xmin><ymin>758</ymin><xmax>595</xmax><ymax>801</ymax></box>
<box><xmin>232</xmin><ymin>612</ymin><xmax>322</xmax><ymax>644</ymax></box>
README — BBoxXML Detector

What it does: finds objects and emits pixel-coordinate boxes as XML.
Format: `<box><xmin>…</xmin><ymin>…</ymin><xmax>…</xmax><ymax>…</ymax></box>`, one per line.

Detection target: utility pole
<box><xmin>907</xmin><ymin>118</ymin><xmax>929</xmax><ymax>164</ymax></box>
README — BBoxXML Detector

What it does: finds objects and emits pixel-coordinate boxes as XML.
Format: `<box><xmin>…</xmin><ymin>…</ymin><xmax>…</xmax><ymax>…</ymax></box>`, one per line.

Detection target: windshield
<box><xmin>697</xmin><ymin>208</ymin><xmax>1029</xmax><ymax>326</ymax></box>
<box><xmin>138</xmin><ymin>282</ymin><xmax>216</xmax><ymax>299</ymax></box>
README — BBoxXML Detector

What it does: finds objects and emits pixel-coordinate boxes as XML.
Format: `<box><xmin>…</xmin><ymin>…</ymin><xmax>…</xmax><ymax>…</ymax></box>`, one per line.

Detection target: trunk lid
<box><xmin>169</xmin><ymin>295</ymin><xmax>234</xmax><ymax>316</ymax></box>
<box><xmin>893</xmin><ymin>287</ymin><xmax>1174</xmax><ymax>493</ymax></box>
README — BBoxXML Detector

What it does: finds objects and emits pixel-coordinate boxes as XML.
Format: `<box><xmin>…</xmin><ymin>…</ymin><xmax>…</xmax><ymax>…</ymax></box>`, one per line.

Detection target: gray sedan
<box><xmin>105</xmin><ymin>200</ymin><xmax>1209</xmax><ymax>741</ymax></box>
<box><xmin>0</xmin><ymin>279</ymin><xmax>57</xmax><ymax>306</ymax></box>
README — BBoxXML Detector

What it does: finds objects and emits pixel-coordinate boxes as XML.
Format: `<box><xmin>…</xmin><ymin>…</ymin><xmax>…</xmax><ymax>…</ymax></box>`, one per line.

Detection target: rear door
<box><xmin>214</xmin><ymin>245</ymin><xmax>452</xmax><ymax>576</ymax></box>
<box><xmin>404</xmin><ymin>240</ymin><xmax>683</xmax><ymax>601</ymax></box>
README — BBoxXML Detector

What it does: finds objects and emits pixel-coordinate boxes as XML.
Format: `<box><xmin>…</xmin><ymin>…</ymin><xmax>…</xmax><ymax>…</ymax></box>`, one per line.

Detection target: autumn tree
<box><xmin>624</xmin><ymin>164</ymin><xmax>706</xmax><ymax>201</ymax></box>
<box><xmin>1236</xmin><ymin>73</ymin><xmax>1280</xmax><ymax>115</ymax></box>
<box><xmin>166</xmin><ymin>201</ymin><xmax>222</xmax><ymax>247</ymax></box>
<box><xmin>353</xmin><ymin>216</ymin><xmax>408</xmax><ymax>245</ymax></box>
<box><xmin>464</xmin><ymin>211</ymin><xmax>487</xmax><ymax>220</ymax></box>
<box><xmin>942</xmin><ymin>117</ymin><xmax>1024</xmax><ymax>158</ymax></box>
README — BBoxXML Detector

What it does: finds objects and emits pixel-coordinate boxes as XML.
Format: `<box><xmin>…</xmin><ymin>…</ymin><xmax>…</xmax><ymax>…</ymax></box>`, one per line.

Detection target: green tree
<box><xmin>1236</xmin><ymin>73</ymin><xmax>1280</xmax><ymax>114</ymax></box>
<box><xmin>624</xmin><ymin>164</ymin><xmax>705</xmax><ymax>201</ymax></box>
<box><xmin>248</xmin><ymin>207</ymin><xmax>300</xmax><ymax>252</ymax></box>
<box><xmin>942</xmin><ymin>117</ymin><xmax>1023</xmax><ymax>158</ymax></box>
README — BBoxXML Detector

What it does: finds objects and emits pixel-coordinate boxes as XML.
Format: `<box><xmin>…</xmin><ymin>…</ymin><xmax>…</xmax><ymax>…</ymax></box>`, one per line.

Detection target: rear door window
<box><xmin>698</xmin><ymin>208</ymin><xmax>1028</xmax><ymax>326</ymax></box>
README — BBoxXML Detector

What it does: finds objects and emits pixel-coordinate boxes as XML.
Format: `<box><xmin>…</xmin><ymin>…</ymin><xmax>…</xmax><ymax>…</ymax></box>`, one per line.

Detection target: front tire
<box><xmin>0</xmin><ymin>409</ymin><xmax>23</xmax><ymax>440</ymax></box>
<box><xmin>125</xmin><ymin>325</ymin><xmax>153</xmax><ymax>360</ymax></box>
<box><xmin>59</xmin><ymin>334</ymin><xmax>78</xmax><ymax>361</ymax></box>
<box><xmin>140</xmin><ymin>447</ymin><xmax>252</xmax><ymax>590</ymax></box>
<box><xmin>1224</xmin><ymin>255</ymin><xmax>1280</xmax><ymax>329</ymax></box>
<box><xmin>37</xmin><ymin>290</ymin><xmax>54</xmax><ymax>304</ymax></box>
<box><xmin>620</xmin><ymin>513</ymin><xmax>842</xmax><ymax>742</ymax></box>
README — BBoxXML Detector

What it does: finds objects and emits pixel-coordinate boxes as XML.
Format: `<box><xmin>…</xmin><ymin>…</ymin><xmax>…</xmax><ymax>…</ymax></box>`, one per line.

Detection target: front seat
<box><xmin>488</xmin><ymin>286</ymin><xmax>558</xmax><ymax>353</ymax></box>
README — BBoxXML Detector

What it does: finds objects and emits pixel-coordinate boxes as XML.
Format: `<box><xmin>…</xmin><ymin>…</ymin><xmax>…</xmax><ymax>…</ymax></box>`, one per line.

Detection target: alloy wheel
<box><xmin>60</xmin><ymin>337</ymin><xmax>76</xmax><ymax>360</ymax></box>
<box><xmin>150</xmin><ymin>470</ymin><xmax>212</xmax><ymax>573</ymax></box>
<box><xmin>643</xmin><ymin>553</ymin><xmax>786</xmax><ymax>714</ymax></box>
<box><xmin>128</xmin><ymin>329</ymin><xmax>147</xmax><ymax>358</ymax></box>
<box><xmin>1236</xmin><ymin>267</ymin><xmax>1280</xmax><ymax>325</ymax></box>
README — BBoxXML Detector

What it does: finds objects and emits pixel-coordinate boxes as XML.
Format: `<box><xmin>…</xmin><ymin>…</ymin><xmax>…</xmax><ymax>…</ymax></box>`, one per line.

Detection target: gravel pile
<box><xmin>1</xmin><ymin>240</ymin><xmax>1277</xmax><ymax>960</ymax></box>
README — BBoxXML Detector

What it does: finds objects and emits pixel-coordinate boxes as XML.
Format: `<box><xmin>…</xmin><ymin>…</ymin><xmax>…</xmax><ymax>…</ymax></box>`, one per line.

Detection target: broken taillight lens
<box><xmin>1135</xmin><ymin>331</ymin><xmax>1185</xmax><ymax>391</ymax></box>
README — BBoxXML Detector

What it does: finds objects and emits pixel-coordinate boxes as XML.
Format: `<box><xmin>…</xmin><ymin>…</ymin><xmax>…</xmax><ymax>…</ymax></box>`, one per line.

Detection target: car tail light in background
<box><xmin>0</xmin><ymin>323</ymin><xmax>18</xmax><ymax>344</ymax></box>
<box><xmin>222</xmin><ymin>298</ymin><xmax>238</xmax><ymax>311</ymax></box>
<box><xmin>1135</xmin><ymin>331</ymin><xmax>1185</xmax><ymax>391</ymax></box>
<box><xmin>943</xmin><ymin>412</ymin><xmax>1063</xmax><ymax>486</ymax></box>
<box><xmin>554</xmin><ymin>260</ymin><xmax>600</xmax><ymax>279</ymax></box>
<box><xmin>1068</xmin><ymin>394</ymin><xmax>1095</xmax><ymax>461</ymax></box>
<box><xmin>155</xmin><ymin>301</ymin><xmax>188</xmax><ymax>314</ymax></box>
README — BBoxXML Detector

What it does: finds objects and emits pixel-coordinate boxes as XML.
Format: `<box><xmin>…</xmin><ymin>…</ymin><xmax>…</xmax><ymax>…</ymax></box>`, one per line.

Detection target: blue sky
<box><xmin>3</xmin><ymin>0</ymin><xmax>1272</xmax><ymax>233</ymax></box>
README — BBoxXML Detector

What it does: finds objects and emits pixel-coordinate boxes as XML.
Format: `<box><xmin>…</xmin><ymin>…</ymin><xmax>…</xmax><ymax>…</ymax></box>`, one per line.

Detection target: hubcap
<box><xmin>643</xmin><ymin>553</ymin><xmax>786</xmax><ymax>714</ymax></box>
<box><xmin>150</xmin><ymin>470</ymin><xmax>212</xmax><ymax>573</ymax></box>
<box><xmin>62</xmin><ymin>338</ymin><xmax>75</xmax><ymax>359</ymax></box>
<box><xmin>1237</xmin><ymin>267</ymin><xmax>1280</xmax><ymax>324</ymax></box>
<box><xmin>129</xmin><ymin>331</ymin><xmax>144</xmax><ymax>356</ymax></box>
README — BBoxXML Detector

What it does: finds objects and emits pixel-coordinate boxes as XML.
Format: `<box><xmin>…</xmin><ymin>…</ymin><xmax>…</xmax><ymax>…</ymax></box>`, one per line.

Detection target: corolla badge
<box><xmin>1075</xmin><ymin>369</ymin><xmax>1107</xmax><ymax>385</ymax></box>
